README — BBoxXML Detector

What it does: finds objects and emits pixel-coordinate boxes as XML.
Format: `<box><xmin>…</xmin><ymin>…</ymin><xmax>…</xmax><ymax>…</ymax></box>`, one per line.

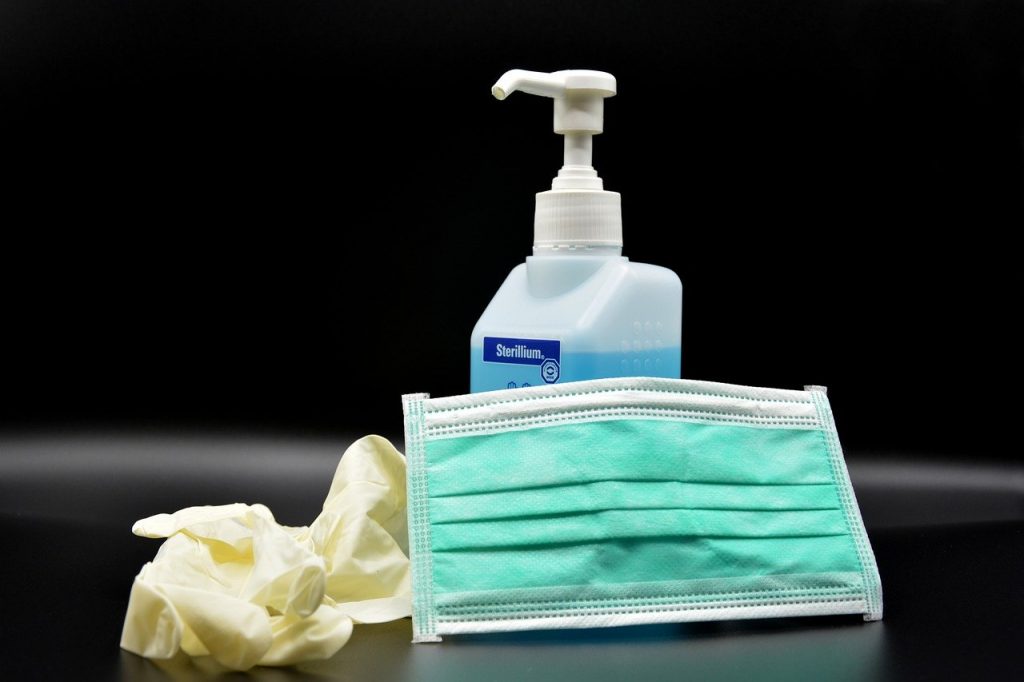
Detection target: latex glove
<box><xmin>120</xmin><ymin>435</ymin><xmax>411</xmax><ymax>670</ymax></box>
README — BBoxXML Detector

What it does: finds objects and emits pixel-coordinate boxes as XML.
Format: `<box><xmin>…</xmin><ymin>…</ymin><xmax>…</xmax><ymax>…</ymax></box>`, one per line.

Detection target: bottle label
<box><xmin>482</xmin><ymin>336</ymin><xmax>561</xmax><ymax>385</ymax></box>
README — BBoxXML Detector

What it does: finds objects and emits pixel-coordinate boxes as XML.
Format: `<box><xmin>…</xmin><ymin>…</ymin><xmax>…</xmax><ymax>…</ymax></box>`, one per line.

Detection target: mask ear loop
<box><xmin>403</xmin><ymin>393</ymin><xmax>443</xmax><ymax>642</ymax></box>
<box><xmin>807</xmin><ymin>386</ymin><xmax>883</xmax><ymax>621</ymax></box>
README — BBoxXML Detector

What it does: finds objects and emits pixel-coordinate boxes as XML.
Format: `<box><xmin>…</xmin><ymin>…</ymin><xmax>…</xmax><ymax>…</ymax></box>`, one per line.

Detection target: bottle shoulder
<box><xmin>472</xmin><ymin>258</ymin><xmax>682</xmax><ymax>346</ymax></box>
<box><xmin>506</xmin><ymin>258</ymin><xmax>681</xmax><ymax>289</ymax></box>
<box><xmin>627</xmin><ymin>260</ymin><xmax>683</xmax><ymax>288</ymax></box>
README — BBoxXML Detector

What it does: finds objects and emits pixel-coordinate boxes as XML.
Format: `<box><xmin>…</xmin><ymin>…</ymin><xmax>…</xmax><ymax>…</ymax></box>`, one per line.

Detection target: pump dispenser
<box><xmin>492</xmin><ymin>69</ymin><xmax>621</xmax><ymax>250</ymax></box>
<box><xmin>471</xmin><ymin>68</ymin><xmax>682</xmax><ymax>392</ymax></box>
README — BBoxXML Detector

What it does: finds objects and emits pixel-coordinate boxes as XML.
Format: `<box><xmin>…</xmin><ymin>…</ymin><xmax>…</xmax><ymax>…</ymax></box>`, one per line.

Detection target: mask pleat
<box><xmin>429</xmin><ymin>480</ymin><xmax>839</xmax><ymax>524</ymax></box>
<box><xmin>430</xmin><ymin>535</ymin><xmax>862</xmax><ymax>593</ymax></box>
<box><xmin>430</xmin><ymin>508</ymin><xmax>847</xmax><ymax>550</ymax></box>
<box><xmin>425</xmin><ymin>420</ymin><xmax>832</xmax><ymax>498</ymax></box>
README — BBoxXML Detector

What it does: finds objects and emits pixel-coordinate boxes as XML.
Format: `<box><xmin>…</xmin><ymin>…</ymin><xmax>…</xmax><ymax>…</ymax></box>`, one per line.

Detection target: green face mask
<box><xmin>402</xmin><ymin>378</ymin><xmax>882</xmax><ymax>642</ymax></box>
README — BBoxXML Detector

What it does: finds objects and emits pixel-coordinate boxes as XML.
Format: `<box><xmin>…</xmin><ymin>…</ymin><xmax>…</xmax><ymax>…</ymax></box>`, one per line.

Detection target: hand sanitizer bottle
<box><xmin>471</xmin><ymin>69</ymin><xmax>682</xmax><ymax>393</ymax></box>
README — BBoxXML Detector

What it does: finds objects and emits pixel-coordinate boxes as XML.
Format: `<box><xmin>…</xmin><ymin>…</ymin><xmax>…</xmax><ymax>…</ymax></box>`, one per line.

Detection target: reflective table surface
<box><xmin>1</xmin><ymin>432</ymin><xmax>1020</xmax><ymax>681</ymax></box>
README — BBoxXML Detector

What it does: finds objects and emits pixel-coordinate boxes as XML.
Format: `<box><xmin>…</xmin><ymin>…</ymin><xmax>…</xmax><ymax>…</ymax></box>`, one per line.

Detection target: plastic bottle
<box><xmin>471</xmin><ymin>69</ymin><xmax>682</xmax><ymax>392</ymax></box>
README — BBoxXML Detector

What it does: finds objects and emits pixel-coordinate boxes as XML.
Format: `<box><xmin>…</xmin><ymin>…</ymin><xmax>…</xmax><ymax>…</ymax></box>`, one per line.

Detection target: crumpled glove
<box><xmin>120</xmin><ymin>435</ymin><xmax>411</xmax><ymax>670</ymax></box>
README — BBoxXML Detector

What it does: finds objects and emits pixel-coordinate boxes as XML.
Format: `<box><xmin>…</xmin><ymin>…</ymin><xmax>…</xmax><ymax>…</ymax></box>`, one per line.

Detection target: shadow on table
<box><xmin>120</xmin><ymin>614</ymin><xmax>886</xmax><ymax>682</ymax></box>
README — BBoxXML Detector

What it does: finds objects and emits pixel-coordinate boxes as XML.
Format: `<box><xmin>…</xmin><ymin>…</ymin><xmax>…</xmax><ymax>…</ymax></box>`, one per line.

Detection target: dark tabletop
<box><xmin>1</xmin><ymin>432</ymin><xmax>1021</xmax><ymax>681</ymax></box>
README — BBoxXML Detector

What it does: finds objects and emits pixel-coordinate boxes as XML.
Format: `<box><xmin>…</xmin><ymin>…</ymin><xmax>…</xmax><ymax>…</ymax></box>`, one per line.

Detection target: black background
<box><xmin>1</xmin><ymin>5</ymin><xmax>1022</xmax><ymax>680</ymax></box>
<box><xmin>2</xmin><ymin>0</ymin><xmax>1021</xmax><ymax>456</ymax></box>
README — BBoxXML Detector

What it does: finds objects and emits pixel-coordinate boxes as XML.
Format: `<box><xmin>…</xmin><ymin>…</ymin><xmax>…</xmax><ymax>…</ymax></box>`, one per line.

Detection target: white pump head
<box><xmin>492</xmin><ymin>69</ymin><xmax>622</xmax><ymax>251</ymax></box>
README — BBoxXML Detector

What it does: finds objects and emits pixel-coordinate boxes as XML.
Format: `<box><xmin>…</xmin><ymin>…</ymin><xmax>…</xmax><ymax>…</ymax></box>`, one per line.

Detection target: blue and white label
<box><xmin>483</xmin><ymin>337</ymin><xmax>560</xmax><ymax>366</ymax></box>
<box><xmin>483</xmin><ymin>336</ymin><xmax>561</xmax><ymax>384</ymax></box>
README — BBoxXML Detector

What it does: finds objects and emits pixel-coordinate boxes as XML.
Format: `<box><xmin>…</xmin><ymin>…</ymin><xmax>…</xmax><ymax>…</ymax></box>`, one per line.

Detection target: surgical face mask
<box><xmin>402</xmin><ymin>377</ymin><xmax>881</xmax><ymax>642</ymax></box>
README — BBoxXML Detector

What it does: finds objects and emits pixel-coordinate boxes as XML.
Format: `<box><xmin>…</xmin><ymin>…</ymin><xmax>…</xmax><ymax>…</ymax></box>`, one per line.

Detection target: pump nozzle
<box><xmin>492</xmin><ymin>68</ymin><xmax>623</xmax><ymax>251</ymax></box>
<box><xmin>491</xmin><ymin>69</ymin><xmax>615</xmax><ymax>103</ymax></box>
<box><xmin>492</xmin><ymin>69</ymin><xmax>616</xmax><ymax>172</ymax></box>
